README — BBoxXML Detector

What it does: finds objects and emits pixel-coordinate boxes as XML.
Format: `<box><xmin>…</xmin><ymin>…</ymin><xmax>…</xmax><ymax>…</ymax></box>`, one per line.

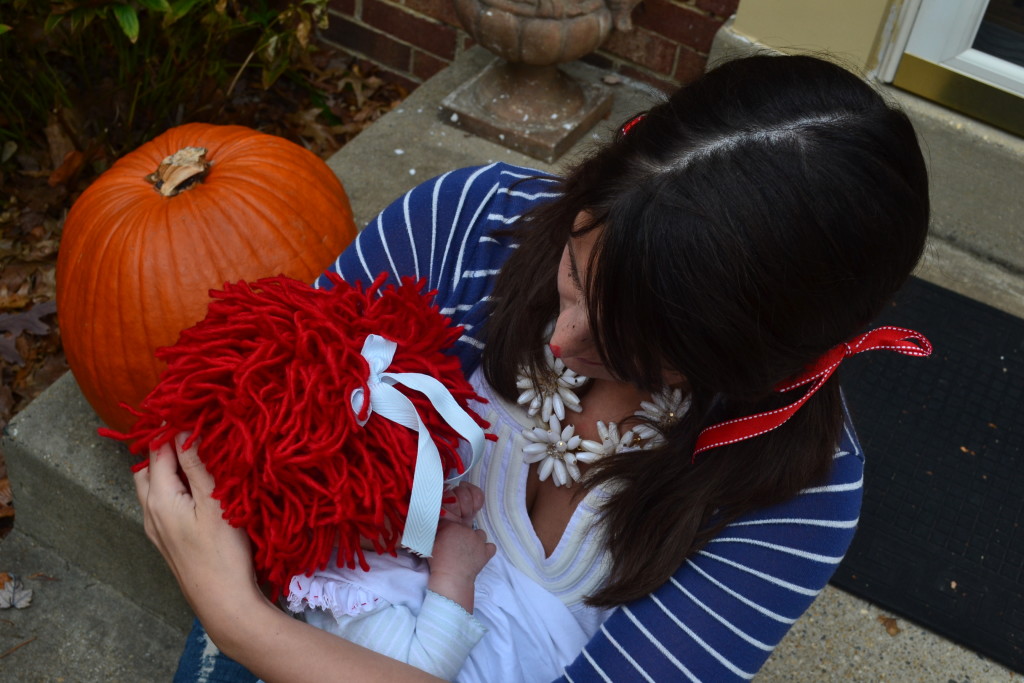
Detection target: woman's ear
<box><xmin>662</xmin><ymin>369</ymin><xmax>688</xmax><ymax>387</ymax></box>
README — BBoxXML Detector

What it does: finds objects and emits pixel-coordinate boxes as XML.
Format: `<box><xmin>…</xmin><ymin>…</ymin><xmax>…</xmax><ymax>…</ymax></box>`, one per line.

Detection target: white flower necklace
<box><xmin>515</xmin><ymin>346</ymin><xmax>689</xmax><ymax>487</ymax></box>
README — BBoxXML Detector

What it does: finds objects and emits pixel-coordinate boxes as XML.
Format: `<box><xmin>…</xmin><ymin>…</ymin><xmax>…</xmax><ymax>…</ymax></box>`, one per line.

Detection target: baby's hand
<box><xmin>427</xmin><ymin>483</ymin><xmax>495</xmax><ymax>613</ymax></box>
<box><xmin>441</xmin><ymin>481</ymin><xmax>484</xmax><ymax>527</ymax></box>
<box><xmin>430</xmin><ymin>517</ymin><xmax>495</xmax><ymax>580</ymax></box>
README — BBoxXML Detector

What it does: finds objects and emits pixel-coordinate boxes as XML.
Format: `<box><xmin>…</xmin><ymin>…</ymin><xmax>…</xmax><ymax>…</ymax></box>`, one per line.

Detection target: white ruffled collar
<box><xmin>286</xmin><ymin>550</ymin><xmax>428</xmax><ymax>619</ymax></box>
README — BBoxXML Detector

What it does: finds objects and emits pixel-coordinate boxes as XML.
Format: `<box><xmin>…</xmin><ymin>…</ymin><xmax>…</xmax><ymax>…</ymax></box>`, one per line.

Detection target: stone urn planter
<box><xmin>442</xmin><ymin>0</ymin><xmax>640</xmax><ymax>161</ymax></box>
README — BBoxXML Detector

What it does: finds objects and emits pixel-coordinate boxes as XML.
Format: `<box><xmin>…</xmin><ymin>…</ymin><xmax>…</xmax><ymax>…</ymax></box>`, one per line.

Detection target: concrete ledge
<box><xmin>324</xmin><ymin>46</ymin><xmax>665</xmax><ymax>228</ymax></box>
<box><xmin>898</xmin><ymin>92</ymin><xmax>1024</xmax><ymax>274</ymax></box>
<box><xmin>916</xmin><ymin>236</ymin><xmax>1024</xmax><ymax>319</ymax></box>
<box><xmin>1</xmin><ymin>371</ymin><xmax>193</xmax><ymax>630</ymax></box>
<box><xmin>0</xmin><ymin>529</ymin><xmax>186</xmax><ymax>681</ymax></box>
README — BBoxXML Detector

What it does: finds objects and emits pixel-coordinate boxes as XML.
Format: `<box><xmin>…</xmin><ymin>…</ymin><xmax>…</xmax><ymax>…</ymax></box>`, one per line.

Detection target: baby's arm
<box><xmin>427</xmin><ymin>482</ymin><xmax>496</xmax><ymax>614</ymax></box>
<box><xmin>302</xmin><ymin>483</ymin><xmax>495</xmax><ymax>681</ymax></box>
<box><xmin>336</xmin><ymin>483</ymin><xmax>495</xmax><ymax>680</ymax></box>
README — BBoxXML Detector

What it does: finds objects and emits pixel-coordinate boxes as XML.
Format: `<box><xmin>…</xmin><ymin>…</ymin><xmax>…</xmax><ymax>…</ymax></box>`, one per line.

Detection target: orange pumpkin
<box><xmin>57</xmin><ymin>123</ymin><xmax>357</xmax><ymax>433</ymax></box>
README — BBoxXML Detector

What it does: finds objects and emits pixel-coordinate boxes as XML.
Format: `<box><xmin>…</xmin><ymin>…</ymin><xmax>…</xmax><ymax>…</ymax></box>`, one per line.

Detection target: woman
<box><xmin>137</xmin><ymin>53</ymin><xmax>931</xmax><ymax>681</ymax></box>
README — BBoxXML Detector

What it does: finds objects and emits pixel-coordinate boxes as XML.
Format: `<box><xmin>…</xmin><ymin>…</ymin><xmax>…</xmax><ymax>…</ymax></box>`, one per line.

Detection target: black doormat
<box><xmin>833</xmin><ymin>275</ymin><xmax>1024</xmax><ymax>673</ymax></box>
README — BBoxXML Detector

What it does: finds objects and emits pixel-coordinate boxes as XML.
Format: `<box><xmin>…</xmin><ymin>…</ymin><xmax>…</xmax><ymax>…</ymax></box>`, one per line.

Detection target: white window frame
<box><xmin>879</xmin><ymin>0</ymin><xmax>1024</xmax><ymax>97</ymax></box>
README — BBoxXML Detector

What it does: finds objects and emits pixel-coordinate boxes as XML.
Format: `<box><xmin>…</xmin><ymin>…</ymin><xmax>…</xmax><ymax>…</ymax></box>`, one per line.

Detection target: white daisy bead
<box><xmin>541</xmin><ymin>393</ymin><xmax>554</xmax><ymax>422</ymax></box>
<box><xmin>538</xmin><ymin>457</ymin><xmax>555</xmax><ymax>482</ymax></box>
<box><xmin>552</xmin><ymin>459</ymin><xmax>568</xmax><ymax>486</ymax></box>
<box><xmin>516</xmin><ymin>386</ymin><xmax>537</xmax><ymax>405</ymax></box>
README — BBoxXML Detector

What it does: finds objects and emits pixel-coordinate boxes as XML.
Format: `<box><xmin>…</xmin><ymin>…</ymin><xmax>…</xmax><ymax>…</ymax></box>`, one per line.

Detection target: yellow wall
<box><xmin>732</xmin><ymin>0</ymin><xmax>895</xmax><ymax>70</ymax></box>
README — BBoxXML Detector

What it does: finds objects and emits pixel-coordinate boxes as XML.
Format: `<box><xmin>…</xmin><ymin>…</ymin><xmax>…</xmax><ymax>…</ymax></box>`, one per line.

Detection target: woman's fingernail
<box><xmin>549</xmin><ymin>344</ymin><xmax>562</xmax><ymax>358</ymax></box>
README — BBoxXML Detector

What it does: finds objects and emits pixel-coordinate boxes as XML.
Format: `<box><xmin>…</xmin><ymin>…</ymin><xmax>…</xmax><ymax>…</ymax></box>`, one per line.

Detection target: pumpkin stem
<box><xmin>146</xmin><ymin>147</ymin><xmax>211</xmax><ymax>197</ymax></box>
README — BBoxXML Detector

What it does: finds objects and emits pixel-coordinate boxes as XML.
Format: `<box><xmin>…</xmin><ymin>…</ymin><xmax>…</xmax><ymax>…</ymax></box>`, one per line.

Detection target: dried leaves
<box><xmin>0</xmin><ymin>301</ymin><xmax>57</xmax><ymax>365</ymax></box>
<box><xmin>0</xmin><ymin>574</ymin><xmax>39</xmax><ymax>660</ymax></box>
<box><xmin>0</xmin><ymin>254</ymin><xmax>66</xmax><ymax>434</ymax></box>
<box><xmin>0</xmin><ymin>479</ymin><xmax>12</xmax><ymax>523</ymax></box>
<box><xmin>0</xmin><ymin>574</ymin><xmax>32</xmax><ymax>610</ymax></box>
<box><xmin>43</xmin><ymin>113</ymin><xmax>88</xmax><ymax>188</ymax></box>
<box><xmin>1</xmin><ymin>118</ymin><xmax>75</xmax><ymax>538</ymax></box>
<box><xmin>280</xmin><ymin>56</ymin><xmax>407</xmax><ymax>157</ymax></box>
<box><xmin>876</xmin><ymin>614</ymin><xmax>901</xmax><ymax>636</ymax></box>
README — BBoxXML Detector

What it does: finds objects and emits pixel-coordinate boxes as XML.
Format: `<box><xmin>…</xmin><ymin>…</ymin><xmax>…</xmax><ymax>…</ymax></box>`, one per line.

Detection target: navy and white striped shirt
<box><xmin>315</xmin><ymin>162</ymin><xmax>863</xmax><ymax>682</ymax></box>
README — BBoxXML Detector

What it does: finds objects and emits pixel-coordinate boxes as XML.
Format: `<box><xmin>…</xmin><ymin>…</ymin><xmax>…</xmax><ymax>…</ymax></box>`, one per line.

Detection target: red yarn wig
<box><xmin>105</xmin><ymin>274</ymin><xmax>488</xmax><ymax>596</ymax></box>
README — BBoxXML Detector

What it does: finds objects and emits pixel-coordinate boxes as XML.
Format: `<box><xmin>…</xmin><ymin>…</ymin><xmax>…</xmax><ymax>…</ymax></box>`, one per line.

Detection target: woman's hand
<box><xmin>134</xmin><ymin>435</ymin><xmax>448</xmax><ymax>683</ymax></box>
<box><xmin>133</xmin><ymin>433</ymin><xmax>264</xmax><ymax>619</ymax></box>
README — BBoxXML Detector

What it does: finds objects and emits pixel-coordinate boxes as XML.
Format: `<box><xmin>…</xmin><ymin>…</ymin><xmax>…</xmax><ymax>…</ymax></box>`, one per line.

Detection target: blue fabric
<box><xmin>175</xmin><ymin>619</ymin><xmax>257</xmax><ymax>683</ymax></box>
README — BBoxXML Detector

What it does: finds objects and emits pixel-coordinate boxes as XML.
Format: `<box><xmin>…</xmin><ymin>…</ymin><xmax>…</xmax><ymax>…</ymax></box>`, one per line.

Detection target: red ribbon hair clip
<box><xmin>692</xmin><ymin>326</ymin><xmax>933</xmax><ymax>459</ymax></box>
<box><xmin>621</xmin><ymin>113</ymin><xmax>646</xmax><ymax>136</ymax></box>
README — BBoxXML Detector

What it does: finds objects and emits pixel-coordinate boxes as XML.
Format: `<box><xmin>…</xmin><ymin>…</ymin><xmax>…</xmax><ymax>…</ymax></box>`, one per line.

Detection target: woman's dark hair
<box><xmin>483</xmin><ymin>53</ymin><xmax>930</xmax><ymax>607</ymax></box>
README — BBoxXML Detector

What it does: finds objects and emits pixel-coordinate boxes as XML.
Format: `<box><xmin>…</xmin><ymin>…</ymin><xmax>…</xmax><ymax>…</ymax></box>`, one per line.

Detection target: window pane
<box><xmin>973</xmin><ymin>0</ymin><xmax>1024</xmax><ymax>68</ymax></box>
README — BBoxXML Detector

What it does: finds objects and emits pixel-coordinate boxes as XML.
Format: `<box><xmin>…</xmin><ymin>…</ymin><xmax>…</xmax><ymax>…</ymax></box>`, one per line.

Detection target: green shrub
<box><xmin>0</xmin><ymin>0</ymin><xmax>328</xmax><ymax>156</ymax></box>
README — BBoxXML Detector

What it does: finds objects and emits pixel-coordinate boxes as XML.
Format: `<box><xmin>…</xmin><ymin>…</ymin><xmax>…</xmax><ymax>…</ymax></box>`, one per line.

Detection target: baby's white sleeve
<box><xmin>405</xmin><ymin>591</ymin><xmax>487</xmax><ymax>679</ymax></box>
<box><xmin>305</xmin><ymin>589</ymin><xmax>486</xmax><ymax>681</ymax></box>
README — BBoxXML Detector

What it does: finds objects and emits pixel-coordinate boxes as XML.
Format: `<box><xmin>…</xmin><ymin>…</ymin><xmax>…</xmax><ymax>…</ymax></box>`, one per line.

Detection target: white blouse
<box><xmin>463</xmin><ymin>367</ymin><xmax>613</xmax><ymax>638</ymax></box>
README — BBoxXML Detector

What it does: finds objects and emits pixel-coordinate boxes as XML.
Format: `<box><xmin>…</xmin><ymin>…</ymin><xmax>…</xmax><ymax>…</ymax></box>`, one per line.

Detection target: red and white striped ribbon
<box><xmin>692</xmin><ymin>326</ymin><xmax>932</xmax><ymax>459</ymax></box>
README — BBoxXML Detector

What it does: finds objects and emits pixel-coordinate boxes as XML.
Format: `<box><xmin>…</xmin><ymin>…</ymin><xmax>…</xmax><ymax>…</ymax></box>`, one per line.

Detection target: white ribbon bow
<box><xmin>350</xmin><ymin>334</ymin><xmax>485</xmax><ymax>557</ymax></box>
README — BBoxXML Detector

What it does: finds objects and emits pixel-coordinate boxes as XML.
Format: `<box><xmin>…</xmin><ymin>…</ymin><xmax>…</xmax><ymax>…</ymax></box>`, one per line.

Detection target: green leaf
<box><xmin>166</xmin><ymin>0</ymin><xmax>206</xmax><ymax>24</ymax></box>
<box><xmin>112</xmin><ymin>4</ymin><xmax>140</xmax><ymax>43</ymax></box>
<box><xmin>0</xmin><ymin>25</ymin><xmax>10</xmax><ymax>37</ymax></box>
<box><xmin>43</xmin><ymin>13</ymin><xmax>65</xmax><ymax>33</ymax></box>
<box><xmin>80</xmin><ymin>8</ymin><xmax>99</xmax><ymax>31</ymax></box>
<box><xmin>137</xmin><ymin>0</ymin><xmax>172</xmax><ymax>11</ymax></box>
<box><xmin>261</xmin><ymin>60</ymin><xmax>289</xmax><ymax>90</ymax></box>
<box><xmin>259</xmin><ymin>32</ymin><xmax>280</xmax><ymax>64</ymax></box>
<box><xmin>69</xmin><ymin>8</ymin><xmax>86</xmax><ymax>33</ymax></box>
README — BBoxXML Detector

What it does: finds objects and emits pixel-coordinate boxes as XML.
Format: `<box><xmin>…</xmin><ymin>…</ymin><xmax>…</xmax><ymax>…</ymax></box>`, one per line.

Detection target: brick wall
<box><xmin>320</xmin><ymin>0</ymin><xmax>740</xmax><ymax>93</ymax></box>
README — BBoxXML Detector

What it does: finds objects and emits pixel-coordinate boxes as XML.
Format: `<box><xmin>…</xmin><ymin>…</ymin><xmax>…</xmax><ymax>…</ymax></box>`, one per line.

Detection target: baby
<box><xmin>107</xmin><ymin>274</ymin><xmax>587</xmax><ymax>681</ymax></box>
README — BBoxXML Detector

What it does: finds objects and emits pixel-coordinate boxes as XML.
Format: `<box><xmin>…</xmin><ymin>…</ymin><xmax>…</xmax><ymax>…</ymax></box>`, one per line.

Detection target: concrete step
<box><xmin>1</xmin><ymin>370</ymin><xmax>193</xmax><ymax>632</ymax></box>
<box><xmin>0</xmin><ymin>529</ymin><xmax>185</xmax><ymax>682</ymax></box>
<box><xmin>1</xmin><ymin>46</ymin><xmax>1022</xmax><ymax>682</ymax></box>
